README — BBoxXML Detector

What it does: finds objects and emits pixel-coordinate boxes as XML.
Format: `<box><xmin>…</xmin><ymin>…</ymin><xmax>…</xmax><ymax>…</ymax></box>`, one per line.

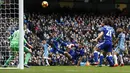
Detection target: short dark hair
<box><xmin>103</xmin><ymin>18</ymin><xmax>113</xmax><ymax>26</ymax></box>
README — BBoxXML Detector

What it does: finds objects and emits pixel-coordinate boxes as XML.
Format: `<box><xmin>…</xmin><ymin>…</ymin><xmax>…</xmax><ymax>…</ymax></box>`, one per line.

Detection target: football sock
<box><xmin>4</xmin><ymin>55</ymin><xmax>14</xmax><ymax>66</ymax></box>
<box><xmin>106</xmin><ymin>55</ymin><xmax>114</xmax><ymax>66</ymax></box>
<box><xmin>119</xmin><ymin>55</ymin><xmax>124</xmax><ymax>64</ymax></box>
<box><xmin>113</xmin><ymin>54</ymin><xmax>118</xmax><ymax>64</ymax></box>
<box><xmin>94</xmin><ymin>51</ymin><xmax>98</xmax><ymax>62</ymax></box>
<box><xmin>99</xmin><ymin>53</ymin><xmax>104</xmax><ymax>65</ymax></box>
<box><xmin>24</xmin><ymin>53</ymin><xmax>31</xmax><ymax>65</ymax></box>
<box><xmin>45</xmin><ymin>59</ymin><xmax>50</xmax><ymax>66</ymax></box>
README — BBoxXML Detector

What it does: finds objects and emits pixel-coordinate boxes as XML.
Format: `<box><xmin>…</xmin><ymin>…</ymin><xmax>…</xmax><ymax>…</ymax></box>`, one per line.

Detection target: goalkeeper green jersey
<box><xmin>8</xmin><ymin>30</ymin><xmax>27</xmax><ymax>51</ymax></box>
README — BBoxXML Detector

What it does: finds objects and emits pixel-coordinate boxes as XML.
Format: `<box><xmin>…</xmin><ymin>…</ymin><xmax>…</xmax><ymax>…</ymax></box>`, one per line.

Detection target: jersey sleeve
<box><xmin>24</xmin><ymin>38</ymin><xmax>27</xmax><ymax>44</ymax></box>
<box><xmin>8</xmin><ymin>35</ymin><xmax>13</xmax><ymax>41</ymax></box>
<box><xmin>47</xmin><ymin>44</ymin><xmax>49</xmax><ymax>47</ymax></box>
<box><xmin>8</xmin><ymin>31</ymin><xmax>16</xmax><ymax>40</ymax></box>
<box><xmin>112</xmin><ymin>28</ymin><xmax>115</xmax><ymax>37</ymax></box>
<box><xmin>118</xmin><ymin>33</ymin><xmax>121</xmax><ymax>39</ymax></box>
<box><xmin>13</xmin><ymin>30</ymin><xmax>19</xmax><ymax>39</ymax></box>
<box><xmin>98</xmin><ymin>27</ymin><xmax>104</xmax><ymax>32</ymax></box>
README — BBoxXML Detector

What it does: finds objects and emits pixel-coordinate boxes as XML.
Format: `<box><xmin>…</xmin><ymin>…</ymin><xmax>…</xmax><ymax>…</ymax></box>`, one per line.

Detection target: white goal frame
<box><xmin>0</xmin><ymin>0</ymin><xmax>24</xmax><ymax>69</ymax></box>
<box><xmin>19</xmin><ymin>0</ymin><xmax>24</xmax><ymax>69</ymax></box>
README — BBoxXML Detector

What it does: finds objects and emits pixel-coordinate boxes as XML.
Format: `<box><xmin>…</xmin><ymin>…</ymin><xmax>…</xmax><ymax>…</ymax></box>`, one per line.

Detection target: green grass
<box><xmin>0</xmin><ymin>66</ymin><xmax>130</xmax><ymax>73</ymax></box>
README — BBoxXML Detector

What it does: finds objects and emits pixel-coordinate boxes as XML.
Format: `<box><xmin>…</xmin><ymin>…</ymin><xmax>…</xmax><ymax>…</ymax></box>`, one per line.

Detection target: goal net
<box><xmin>0</xmin><ymin>0</ymin><xmax>24</xmax><ymax>69</ymax></box>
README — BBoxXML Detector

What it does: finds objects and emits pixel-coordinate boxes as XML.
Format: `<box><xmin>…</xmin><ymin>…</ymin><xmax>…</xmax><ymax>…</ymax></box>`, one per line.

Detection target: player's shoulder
<box><xmin>107</xmin><ymin>26</ymin><xmax>114</xmax><ymax>31</ymax></box>
<box><xmin>111</xmin><ymin>27</ymin><xmax>115</xmax><ymax>31</ymax></box>
<box><xmin>118</xmin><ymin>32</ymin><xmax>125</xmax><ymax>38</ymax></box>
<box><xmin>121</xmin><ymin>33</ymin><xmax>125</xmax><ymax>37</ymax></box>
<box><xmin>118</xmin><ymin>33</ymin><xmax>121</xmax><ymax>37</ymax></box>
<box><xmin>99</xmin><ymin>26</ymin><xmax>105</xmax><ymax>31</ymax></box>
<box><xmin>13</xmin><ymin>30</ymin><xmax>19</xmax><ymax>34</ymax></box>
<box><xmin>14</xmin><ymin>30</ymin><xmax>19</xmax><ymax>32</ymax></box>
<box><xmin>103</xmin><ymin>25</ymin><xmax>111</xmax><ymax>30</ymax></box>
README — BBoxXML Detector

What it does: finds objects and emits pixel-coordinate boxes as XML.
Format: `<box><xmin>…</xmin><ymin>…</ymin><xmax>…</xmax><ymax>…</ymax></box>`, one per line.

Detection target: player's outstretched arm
<box><xmin>24</xmin><ymin>38</ymin><xmax>33</xmax><ymax>49</ymax></box>
<box><xmin>26</xmin><ymin>42</ymin><xmax>33</xmax><ymax>49</ymax></box>
<box><xmin>113</xmin><ymin>38</ymin><xmax>119</xmax><ymax>46</ymax></box>
<box><xmin>91</xmin><ymin>31</ymin><xmax>104</xmax><ymax>42</ymax></box>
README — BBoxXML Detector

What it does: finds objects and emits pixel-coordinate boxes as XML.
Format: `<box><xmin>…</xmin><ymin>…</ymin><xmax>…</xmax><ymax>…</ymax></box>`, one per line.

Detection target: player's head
<box><xmin>42</xmin><ymin>39</ymin><xmax>46</xmax><ymax>44</ymax></box>
<box><xmin>78</xmin><ymin>43</ymin><xmax>83</xmax><ymax>49</ymax></box>
<box><xmin>102</xmin><ymin>18</ymin><xmax>113</xmax><ymax>26</ymax></box>
<box><xmin>116</xmin><ymin>28</ymin><xmax>123</xmax><ymax>33</ymax></box>
<box><xmin>52</xmin><ymin>30</ymin><xmax>57</xmax><ymax>37</ymax></box>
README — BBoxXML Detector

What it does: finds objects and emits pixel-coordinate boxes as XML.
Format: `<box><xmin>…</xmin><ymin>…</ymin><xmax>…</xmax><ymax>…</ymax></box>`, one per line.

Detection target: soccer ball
<box><xmin>42</xmin><ymin>1</ymin><xmax>48</xmax><ymax>8</ymax></box>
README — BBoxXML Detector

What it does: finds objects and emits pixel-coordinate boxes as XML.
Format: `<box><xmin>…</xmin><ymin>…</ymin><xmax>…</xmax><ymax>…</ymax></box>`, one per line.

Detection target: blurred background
<box><xmin>0</xmin><ymin>0</ymin><xmax>130</xmax><ymax>67</ymax></box>
<box><xmin>25</xmin><ymin>0</ymin><xmax>130</xmax><ymax>15</ymax></box>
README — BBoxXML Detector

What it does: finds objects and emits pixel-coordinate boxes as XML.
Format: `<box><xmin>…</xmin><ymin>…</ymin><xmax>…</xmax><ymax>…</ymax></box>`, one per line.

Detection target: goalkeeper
<box><xmin>3</xmin><ymin>27</ymin><xmax>33</xmax><ymax>68</ymax></box>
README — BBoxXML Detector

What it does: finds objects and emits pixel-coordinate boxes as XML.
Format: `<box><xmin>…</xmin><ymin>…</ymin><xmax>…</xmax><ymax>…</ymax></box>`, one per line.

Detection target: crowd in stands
<box><xmin>0</xmin><ymin>12</ymin><xmax>130</xmax><ymax>66</ymax></box>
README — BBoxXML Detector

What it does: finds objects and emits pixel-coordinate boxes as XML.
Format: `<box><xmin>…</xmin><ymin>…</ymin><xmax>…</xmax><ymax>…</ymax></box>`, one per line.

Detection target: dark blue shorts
<box><xmin>69</xmin><ymin>50</ymin><xmax>76</xmax><ymax>60</ymax></box>
<box><xmin>50</xmin><ymin>48</ymin><xmax>57</xmax><ymax>54</ymax></box>
<box><xmin>96</xmin><ymin>40</ymin><xmax>112</xmax><ymax>52</ymax></box>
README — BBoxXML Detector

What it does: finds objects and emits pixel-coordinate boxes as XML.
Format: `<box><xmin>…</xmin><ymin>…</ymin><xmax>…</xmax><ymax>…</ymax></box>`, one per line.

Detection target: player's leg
<box><xmin>64</xmin><ymin>51</ymin><xmax>72</xmax><ymax>60</ymax></box>
<box><xmin>24</xmin><ymin>47</ymin><xmax>32</xmax><ymax>68</ymax></box>
<box><xmin>97</xmin><ymin>41</ymin><xmax>114</xmax><ymax>67</ymax></box>
<box><xmin>106</xmin><ymin>43</ymin><xmax>114</xmax><ymax>67</ymax></box>
<box><xmin>106</xmin><ymin>52</ymin><xmax>114</xmax><ymax>67</ymax></box>
<box><xmin>99</xmin><ymin>51</ymin><xmax>104</xmax><ymax>67</ymax></box>
<box><xmin>44</xmin><ymin>51</ymin><xmax>50</xmax><ymax>66</ymax></box>
<box><xmin>44</xmin><ymin>57</ymin><xmax>50</xmax><ymax>66</ymax></box>
<box><xmin>93</xmin><ymin>46</ymin><xmax>99</xmax><ymax>64</ymax></box>
<box><xmin>93</xmin><ymin>42</ymin><xmax>105</xmax><ymax>65</ymax></box>
<box><xmin>113</xmin><ymin>54</ymin><xmax>118</xmax><ymax>66</ymax></box>
<box><xmin>3</xmin><ymin>44</ymin><xmax>18</xmax><ymax>67</ymax></box>
<box><xmin>65</xmin><ymin>50</ymin><xmax>76</xmax><ymax>65</ymax></box>
<box><xmin>119</xmin><ymin>55</ymin><xmax>124</xmax><ymax>66</ymax></box>
<box><xmin>113</xmin><ymin>47</ymin><xmax>119</xmax><ymax>66</ymax></box>
<box><xmin>118</xmin><ymin>49</ymin><xmax>124</xmax><ymax>66</ymax></box>
<box><xmin>45</xmin><ymin>58</ymin><xmax>50</xmax><ymax>66</ymax></box>
<box><xmin>118</xmin><ymin>45</ymin><xmax>126</xmax><ymax>66</ymax></box>
<box><xmin>77</xmin><ymin>56</ymin><xmax>83</xmax><ymax>66</ymax></box>
<box><xmin>64</xmin><ymin>45</ymin><xmax>74</xmax><ymax>60</ymax></box>
<box><xmin>3</xmin><ymin>52</ymin><xmax>16</xmax><ymax>67</ymax></box>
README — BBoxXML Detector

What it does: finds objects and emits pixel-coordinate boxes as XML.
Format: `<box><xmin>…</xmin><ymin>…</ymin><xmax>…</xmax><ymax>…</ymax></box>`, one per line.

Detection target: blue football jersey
<box><xmin>43</xmin><ymin>44</ymin><xmax>49</xmax><ymax>57</ymax></box>
<box><xmin>99</xmin><ymin>25</ymin><xmax>115</xmax><ymax>42</ymax></box>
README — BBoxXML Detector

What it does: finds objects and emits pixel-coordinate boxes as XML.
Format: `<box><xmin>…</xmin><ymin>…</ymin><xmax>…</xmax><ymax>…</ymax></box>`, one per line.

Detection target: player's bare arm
<box><xmin>91</xmin><ymin>31</ymin><xmax>104</xmax><ymax>42</ymax></box>
<box><xmin>26</xmin><ymin>43</ymin><xmax>33</xmax><ymax>49</ymax></box>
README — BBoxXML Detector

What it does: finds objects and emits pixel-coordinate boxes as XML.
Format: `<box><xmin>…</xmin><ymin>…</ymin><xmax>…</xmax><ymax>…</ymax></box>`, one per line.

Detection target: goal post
<box><xmin>0</xmin><ymin>0</ymin><xmax>24</xmax><ymax>69</ymax></box>
<box><xmin>19</xmin><ymin>0</ymin><xmax>24</xmax><ymax>69</ymax></box>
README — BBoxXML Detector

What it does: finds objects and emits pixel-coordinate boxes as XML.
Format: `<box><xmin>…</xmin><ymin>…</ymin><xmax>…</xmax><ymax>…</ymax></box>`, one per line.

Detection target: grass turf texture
<box><xmin>0</xmin><ymin>66</ymin><xmax>130</xmax><ymax>73</ymax></box>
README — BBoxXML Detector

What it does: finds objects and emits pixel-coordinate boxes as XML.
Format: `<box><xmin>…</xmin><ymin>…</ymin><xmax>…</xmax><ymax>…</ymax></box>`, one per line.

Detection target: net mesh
<box><xmin>0</xmin><ymin>0</ymin><xmax>19</xmax><ymax>67</ymax></box>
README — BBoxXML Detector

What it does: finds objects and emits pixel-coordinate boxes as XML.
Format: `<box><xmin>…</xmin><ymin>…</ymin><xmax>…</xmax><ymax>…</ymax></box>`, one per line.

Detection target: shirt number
<box><xmin>106</xmin><ymin>30</ymin><xmax>112</xmax><ymax>37</ymax></box>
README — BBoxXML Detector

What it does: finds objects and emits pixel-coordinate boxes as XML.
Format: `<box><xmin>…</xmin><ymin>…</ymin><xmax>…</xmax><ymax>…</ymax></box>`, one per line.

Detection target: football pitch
<box><xmin>0</xmin><ymin>66</ymin><xmax>130</xmax><ymax>73</ymax></box>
